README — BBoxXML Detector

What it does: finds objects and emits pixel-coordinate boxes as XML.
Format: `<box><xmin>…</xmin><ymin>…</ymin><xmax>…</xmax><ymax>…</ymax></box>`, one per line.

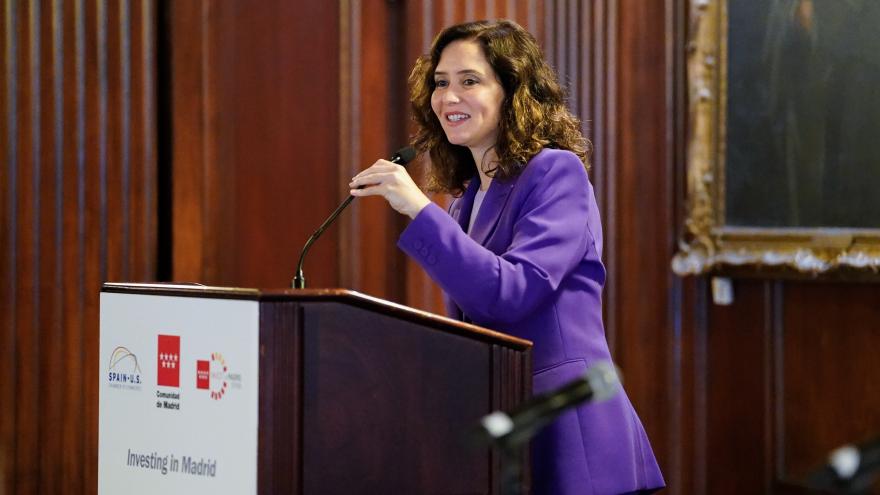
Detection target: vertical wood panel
<box><xmin>199</xmin><ymin>1</ymin><xmax>230</xmax><ymax>286</ymax></box>
<box><xmin>338</xmin><ymin>0</ymin><xmax>360</xmax><ymax>289</ymax></box>
<box><xmin>614</xmin><ymin>0</ymin><xmax>678</xmax><ymax>492</ymax></box>
<box><xmin>168</xmin><ymin>0</ymin><xmax>203</xmax><ymax>281</ymax></box>
<box><xmin>704</xmin><ymin>280</ymin><xmax>771</xmax><ymax>492</ymax></box>
<box><xmin>0</xmin><ymin>2</ymin><xmax>18</xmax><ymax>492</ymax></box>
<box><xmin>83</xmin><ymin>2</ymin><xmax>107</xmax><ymax>491</ymax></box>
<box><xmin>104</xmin><ymin>0</ymin><xmax>122</xmax><ymax>283</ymax></box>
<box><xmin>60</xmin><ymin>0</ymin><xmax>86</xmax><ymax>490</ymax></box>
<box><xmin>347</xmin><ymin>0</ymin><xmax>426</xmax><ymax>304</ymax></box>
<box><xmin>474</xmin><ymin>0</ymin><xmax>486</xmax><ymax>20</ymax></box>
<box><xmin>674</xmin><ymin>276</ymin><xmax>705</xmax><ymax>495</ymax></box>
<box><xmin>766</xmin><ymin>282</ymin><xmax>782</xmax><ymax>493</ymax></box>
<box><xmin>37</xmin><ymin>0</ymin><xmax>61</xmax><ymax>492</ymax></box>
<box><xmin>0</xmin><ymin>0</ymin><xmax>157</xmax><ymax>492</ymax></box>
<box><xmin>780</xmin><ymin>283</ymin><xmax>880</xmax><ymax>481</ymax></box>
<box><xmin>402</xmin><ymin>0</ymin><xmax>444</xmax><ymax>314</ymax></box>
<box><xmin>169</xmin><ymin>0</ymin><xmax>231</xmax><ymax>286</ymax></box>
<box><xmin>349</xmin><ymin>0</ymin><xmax>400</xmax><ymax>299</ymax></box>
<box><xmin>0</xmin><ymin>3</ymin><xmax>8</xmax><ymax>490</ymax></box>
<box><xmin>666</xmin><ymin>1</ymin><xmax>689</xmax><ymax>492</ymax></box>
<box><xmin>592</xmin><ymin>1</ymin><xmax>622</xmax><ymax>351</ymax></box>
<box><xmin>15</xmin><ymin>2</ymin><xmax>40</xmax><ymax>493</ymax></box>
<box><xmin>129</xmin><ymin>0</ymin><xmax>155</xmax><ymax>280</ymax></box>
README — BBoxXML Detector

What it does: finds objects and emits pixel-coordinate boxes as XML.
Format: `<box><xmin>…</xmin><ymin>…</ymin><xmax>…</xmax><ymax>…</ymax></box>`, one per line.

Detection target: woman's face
<box><xmin>431</xmin><ymin>40</ymin><xmax>505</xmax><ymax>156</ymax></box>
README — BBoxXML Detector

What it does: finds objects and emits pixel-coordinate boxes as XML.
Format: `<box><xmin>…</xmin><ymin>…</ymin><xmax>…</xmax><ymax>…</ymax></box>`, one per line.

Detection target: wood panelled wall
<box><xmin>615</xmin><ymin>0</ymin><xmax>680</xmax><ymax>491</ymax></box>
<box><xmin>0</xmin><ymin>0</ymin><xmax>156</xmax><ymax>493</ymax></box>
<box><xmin>3</xmin><ymin>0</ymin><xmax>879</xmax><ymax>493</ymax></box>
<box><xmin>168</xmin><ymin>0</ymin><xmax>341</xmax><ymax>289</ymax></box>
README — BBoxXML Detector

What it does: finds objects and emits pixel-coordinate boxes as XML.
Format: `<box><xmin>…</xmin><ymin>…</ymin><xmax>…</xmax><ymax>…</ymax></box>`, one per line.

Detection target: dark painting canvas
<box><xmin>726</xmin><ymin>0</ymin><xmax>880</xmax><ymax>228</ymax></box>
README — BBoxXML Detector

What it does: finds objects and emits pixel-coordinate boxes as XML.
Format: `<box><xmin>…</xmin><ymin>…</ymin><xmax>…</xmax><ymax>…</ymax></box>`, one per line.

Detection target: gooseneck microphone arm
<box><xmin>291</xmin><ymin>196</ymin><xmax>355</xmax><ymax>289</ymax></box>
<box><xmin>291</xmin><ymin>146</ymin><xmax>416</xmax><ymax>289</ymax></box>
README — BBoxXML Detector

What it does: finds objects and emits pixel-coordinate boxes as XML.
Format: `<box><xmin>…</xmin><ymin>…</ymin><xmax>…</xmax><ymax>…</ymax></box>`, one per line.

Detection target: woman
<box><xmin>349</xmin><ymin>19</ymin><xmax>664</xmax><ymax>495</ymax></box>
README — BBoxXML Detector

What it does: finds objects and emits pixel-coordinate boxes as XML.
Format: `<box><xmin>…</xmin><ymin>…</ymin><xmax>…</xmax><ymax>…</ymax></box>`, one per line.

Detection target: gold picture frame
<box><xmin>672</xmin><ymin>0</ymin><xmax>880</xmax><ymax>277</ymax></box>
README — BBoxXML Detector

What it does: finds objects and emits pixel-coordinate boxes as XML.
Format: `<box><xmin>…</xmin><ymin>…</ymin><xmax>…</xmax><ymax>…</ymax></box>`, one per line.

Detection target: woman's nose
<box><xmin>442</xmin><ymin>88</ymin><xmax>461</xmax><ymax>104</ymax></box>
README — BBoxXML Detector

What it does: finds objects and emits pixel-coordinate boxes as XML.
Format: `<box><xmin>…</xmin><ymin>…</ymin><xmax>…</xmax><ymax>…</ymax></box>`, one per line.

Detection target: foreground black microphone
<box><xmin>478</xmin><ymin>361</ymin><xmax>620</xmax><ymax>449</ymax></box>
<box><xmin>807</xmin><ymin>438</ymin><xmax>880</xmax><ymax>494</ymax></box>
<box><xmin>291</xmin><ymin>146</ymin><xmax>417</xmax><ymax>289</ymax></box>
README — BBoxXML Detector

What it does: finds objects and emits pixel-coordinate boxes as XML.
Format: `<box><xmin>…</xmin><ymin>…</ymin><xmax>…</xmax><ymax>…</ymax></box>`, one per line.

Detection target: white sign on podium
<box><xmin>98</xmin><ymin>290</ymin><xmax>259</xmax><ymax>494</ymax></box>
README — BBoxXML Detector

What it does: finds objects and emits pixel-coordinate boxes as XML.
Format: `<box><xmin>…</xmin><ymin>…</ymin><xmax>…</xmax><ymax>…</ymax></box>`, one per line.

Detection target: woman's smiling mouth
<box><xmin>445</xmin><ymin>112</ymin><xmax>471</xmax><ymax>123</ymax></box>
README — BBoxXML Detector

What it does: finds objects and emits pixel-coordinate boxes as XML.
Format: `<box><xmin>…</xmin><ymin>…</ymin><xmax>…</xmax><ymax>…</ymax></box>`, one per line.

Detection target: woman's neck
<box><xmin>471</xmin><ymin>147</ymin><xmax>496</xmax><ymax>191</ymax></box>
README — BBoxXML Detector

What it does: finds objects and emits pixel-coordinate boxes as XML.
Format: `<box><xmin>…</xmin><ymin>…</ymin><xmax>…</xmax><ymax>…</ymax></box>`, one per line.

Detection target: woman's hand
<box><xmin>349</xmin><ymin>159</ymin><xmax>432</xmax><ymax>219</ymax></box>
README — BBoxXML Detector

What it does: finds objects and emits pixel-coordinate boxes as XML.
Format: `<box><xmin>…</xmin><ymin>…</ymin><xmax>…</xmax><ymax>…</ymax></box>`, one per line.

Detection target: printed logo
<box><xmin>208</xmin><ymin>353</ymin><xmax>228</xmax><ymax>400</ymax></box>
<box><xmin>107</xmin><ymin>346</ymin><xmax>143</xmax><ymax>391</ymax></box>
<box><xmin>157</xmin><ymin>335</ymin><xmax>180</xmax><ymax>388</ymax></box>
<box><xmin>196</xmin><ymin>360</ymin><xmax>210</xmax><ymax>390</ymax></box>
<box><xmin>195</xmin><ymin>352</ymin><xmax>242</xmax><ymax>401</ymax></box>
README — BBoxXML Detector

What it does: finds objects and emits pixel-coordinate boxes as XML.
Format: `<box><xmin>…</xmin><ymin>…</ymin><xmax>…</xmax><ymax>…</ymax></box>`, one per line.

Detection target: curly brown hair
<box><xmin>409</xmin><ymin>19</ymin><xmax>592</xmax><ymax>196</ymax></box>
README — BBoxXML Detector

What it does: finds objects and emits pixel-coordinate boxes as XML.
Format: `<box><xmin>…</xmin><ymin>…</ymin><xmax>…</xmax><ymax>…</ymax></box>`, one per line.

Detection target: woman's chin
<box><xmin>444</xmin><ymin>135</ymin><xmax>470</xmax><ymax>147</ymax></box>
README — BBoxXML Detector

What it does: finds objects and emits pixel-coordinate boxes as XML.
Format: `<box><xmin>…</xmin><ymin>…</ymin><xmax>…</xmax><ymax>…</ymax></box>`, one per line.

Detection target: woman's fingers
<box><xmin>349</xmin><ymin>172</ymin><xmax>390</xmax><ymax>190</ymax></box>
<box><xmin>349</xmin><ymin>167</ymin><xmax>408</xmax><ymax>189</ymax></box>
<box><xmin>348</xmin><ymin>159</ymin><xmax>430</xmax><ymax>219</ymax></box>
<box><xmin>351</xmin><ymin>160</ymin><xmax>399</xmax><ymax>183</ymax></box>
<box><xmin>349</xmin><ymin>183</ymin><xmax>384</xmax><ymax>196</ymax></box>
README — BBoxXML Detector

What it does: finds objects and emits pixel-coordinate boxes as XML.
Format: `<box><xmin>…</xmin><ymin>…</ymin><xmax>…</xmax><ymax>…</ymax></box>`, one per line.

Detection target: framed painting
<box><xmin>673</xmin><ymin>0</ymin><xmax>880</xmax><ymax>277</ymax></box>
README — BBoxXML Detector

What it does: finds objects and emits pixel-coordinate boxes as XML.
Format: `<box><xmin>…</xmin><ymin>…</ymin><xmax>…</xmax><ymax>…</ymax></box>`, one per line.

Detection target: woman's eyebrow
<box><xmin>434</xmin><ymin>69</ymin><xmax>484</xmax><ymax>76</ymax></box>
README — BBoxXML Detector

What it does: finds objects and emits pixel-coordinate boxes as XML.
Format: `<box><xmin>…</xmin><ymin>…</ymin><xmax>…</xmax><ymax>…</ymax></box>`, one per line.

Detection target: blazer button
<box><xmin>413</xmin><ymin>240</ymin><xmax>424</xmax><ymax>250</ymax></box>
<box><xmin>427</xmin><ymin>255</ymin><xmax>437</xmax><ymax>265</ymax></box>
<box><xmin>419</xmin><ymin>247</ymin><xmax>429</xmax><ymax>257</ymax></box>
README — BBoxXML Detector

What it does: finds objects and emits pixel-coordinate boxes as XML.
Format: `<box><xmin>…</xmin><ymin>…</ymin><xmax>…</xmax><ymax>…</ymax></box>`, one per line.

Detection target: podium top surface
<box><xmin>102</xmin><ymin>282</ymin><xmax>532</xmax><ymax>350</ymax></box>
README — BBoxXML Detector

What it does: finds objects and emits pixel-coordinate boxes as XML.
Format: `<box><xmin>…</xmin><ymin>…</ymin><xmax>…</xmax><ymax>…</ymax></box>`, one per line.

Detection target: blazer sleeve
<box><xmin>398</xmin><ymin>152</ymin><xmax>595</xmax><ymax>325</ymax></box>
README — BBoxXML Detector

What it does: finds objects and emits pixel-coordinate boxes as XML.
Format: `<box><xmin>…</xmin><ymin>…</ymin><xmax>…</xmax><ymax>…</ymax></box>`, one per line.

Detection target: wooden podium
<box><xmin>98</xmin><ymin>283</ymin><xmax>532</xmax><ymax>495</ymax></box>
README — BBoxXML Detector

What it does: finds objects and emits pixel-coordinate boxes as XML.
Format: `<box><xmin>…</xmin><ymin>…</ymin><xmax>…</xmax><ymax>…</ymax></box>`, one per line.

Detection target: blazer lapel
<box><xmin>451</xmin><ymin>177</ymin><xmax>481</xmax><ymax>232</ymax></box>
<box><xmin>469</xmin><ymin>178</ymin><xmax>515</xmax><ymax>246</ymax></box>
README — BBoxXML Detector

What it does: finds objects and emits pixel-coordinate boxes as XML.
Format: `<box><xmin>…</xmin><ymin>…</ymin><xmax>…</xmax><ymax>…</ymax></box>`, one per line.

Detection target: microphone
<box><xmin>291</xmin><ymin>146</ymin><xmax>417</xmax><ymax>289</ymax></box>
<box><xmin>807</xmin><ymin>438</ymin><xmax>880</xmax><ymax>494</ymax></box>
<box><xmin>478</xmin><ymin>361</ymin><xmax>620</xmax><ymax>449</ymax></box>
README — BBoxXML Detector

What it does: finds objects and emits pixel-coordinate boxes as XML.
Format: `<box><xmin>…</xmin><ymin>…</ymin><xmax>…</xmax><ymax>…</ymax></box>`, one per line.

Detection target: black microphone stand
<box><xmin>291</xmin><ymin>195</ymin><xmax>354</xmax><ymax>289</ymax></box>
<box><xmin>498</xmin><ymin>444</ymin><xmax>525</xmax><ymax>495</ymax></box>
<box><xmin>291</xmin><ymin>147</ymin><xmax>415</xmax><ymax>289</ymax></box>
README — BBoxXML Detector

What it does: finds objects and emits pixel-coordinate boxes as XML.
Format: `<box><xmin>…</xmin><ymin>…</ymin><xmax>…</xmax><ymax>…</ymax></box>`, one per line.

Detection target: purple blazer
<box><xmin>399</xmin><ymin>149</ymin><xmax>664</xmax><ymax>494</ymax></box>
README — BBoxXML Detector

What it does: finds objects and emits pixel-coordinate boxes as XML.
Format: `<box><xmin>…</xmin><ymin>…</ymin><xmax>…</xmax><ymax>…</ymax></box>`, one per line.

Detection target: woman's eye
<box><xmin>463</xmin><ymin>78</ymin><xmax>478</xmax><ymax>86</ymax></box>
<box><xmin>435</xmin><ymin>80</ymin><xmax>448</xmax><ymax>88</ymax></box>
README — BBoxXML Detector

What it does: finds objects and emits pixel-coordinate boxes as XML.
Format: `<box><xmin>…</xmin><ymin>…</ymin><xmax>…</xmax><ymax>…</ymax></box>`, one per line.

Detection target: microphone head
<box><xmin>583</xmin><ymin>361</ymin><xmax>621</xmax><ymax>402</ymax></box>
<box><xmin>829</xmin><ymin>446</ymin><xmax>861</xmax><ymax>479</ymax></box>
<box><xmin>391</xmin><ymin>146</ymin><xmax>417</xmax><ymax>165</ymax></box>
